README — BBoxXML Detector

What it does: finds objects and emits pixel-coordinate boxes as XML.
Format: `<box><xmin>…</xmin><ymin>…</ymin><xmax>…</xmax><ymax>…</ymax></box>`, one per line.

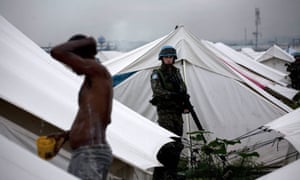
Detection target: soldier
<box><xmin>150</xmin><ymin>45</ymin><xmax>189</xmax><ymax>180</ymax></box>
<box><xmin>287</xmin><ymin>52</ymin><xmax>300</xmax><ymax>90</ymax></box>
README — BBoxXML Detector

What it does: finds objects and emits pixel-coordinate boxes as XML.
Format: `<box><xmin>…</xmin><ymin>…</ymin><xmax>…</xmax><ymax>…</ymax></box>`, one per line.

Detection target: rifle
<box><xmin>183</xmin><ymin>94</ymin><xmax>207</xmax><ymax>143</ymax></box>
<box><xmin>169</xmin><ymin>73</ymin><xmax>204</xmax><ymax>131</ymax></box>
<box><xmin>183</xmin><ymin>95</ymin><xmax>203</xmax><ymax>130</ymax></box>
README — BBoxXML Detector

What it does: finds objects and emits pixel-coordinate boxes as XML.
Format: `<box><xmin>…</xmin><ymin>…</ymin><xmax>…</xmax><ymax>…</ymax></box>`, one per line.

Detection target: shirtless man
<box><xmin>48</xmin><ymin>34</ymin><xmax>113</xmax><ymax>180</ymax></box>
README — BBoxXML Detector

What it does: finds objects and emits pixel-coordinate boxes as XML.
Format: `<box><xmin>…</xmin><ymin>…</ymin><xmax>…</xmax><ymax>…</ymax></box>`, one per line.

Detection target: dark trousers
<box><xmin>152</xmin><ymin>139</ymin><xmax>184</xmax><ymax>180</ymax></box>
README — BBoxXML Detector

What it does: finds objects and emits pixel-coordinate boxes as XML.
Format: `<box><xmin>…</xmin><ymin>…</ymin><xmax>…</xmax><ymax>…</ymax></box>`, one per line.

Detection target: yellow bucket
<box><xmin>36</xmin><ymin>136</ymin><xmax>56</xmax><ymax>160</ymax></box>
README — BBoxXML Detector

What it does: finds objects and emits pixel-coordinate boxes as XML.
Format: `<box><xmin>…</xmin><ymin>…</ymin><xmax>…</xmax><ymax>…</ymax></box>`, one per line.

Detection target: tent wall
<box><xmin>0</xmin><ymin>108</ymin><xmax>71</xmax><ymax>170</ymax></box>
<box><xmin>261</xmin><ymin>58</ymin><xmax>291</xmax><ymax>74</ymax></box>
<box><xmin>114</xmin><ymin>62</ymin><xmax>286</xmax><ymax>139</ymax></box>
<box><xmin>0</xmin><ymin>134</ymin><xmax>79</xmax><ymax>180</ymax></box>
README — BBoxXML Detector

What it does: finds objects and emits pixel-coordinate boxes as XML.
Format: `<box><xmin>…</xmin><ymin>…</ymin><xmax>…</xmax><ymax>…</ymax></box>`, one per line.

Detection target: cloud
<box><xmin>1</xmin><ymin>0</ymin><xmax>299</xmax><ymax>46</ymax></box>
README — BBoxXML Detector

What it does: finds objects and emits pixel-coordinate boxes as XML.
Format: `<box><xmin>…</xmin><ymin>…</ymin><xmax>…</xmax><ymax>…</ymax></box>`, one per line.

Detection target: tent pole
<box><xmin>181</xmin><ymin>59</ymin><xmax>192</xmax><ymax>168</ymax></box>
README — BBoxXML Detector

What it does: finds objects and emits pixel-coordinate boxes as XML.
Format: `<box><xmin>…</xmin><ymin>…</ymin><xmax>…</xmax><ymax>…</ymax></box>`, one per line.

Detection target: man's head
<box><xmin>292</xmin><ymin>52</ymin><xmax>300</xmax><ymax>63</ymax></box>
<box><xmin>68</xmin><ymin>34</ymin><xmax>97</xmax><ymax>58</ymax></box>
<box><xmin>158</xmin><ymin>45</ymin><xmax>177</xmax><ymax>64</ymax></box>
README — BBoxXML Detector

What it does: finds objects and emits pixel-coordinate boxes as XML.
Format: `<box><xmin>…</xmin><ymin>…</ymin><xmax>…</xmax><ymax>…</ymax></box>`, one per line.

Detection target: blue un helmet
<box><xmin>292</xmin><ymin>52</ymin><xmax>300</xmax><ymax>58</ymax></box>
<box><xmin>158</xmin><ymin>45</ymin><xmax>177</xmax><ymax>60</ymax></box>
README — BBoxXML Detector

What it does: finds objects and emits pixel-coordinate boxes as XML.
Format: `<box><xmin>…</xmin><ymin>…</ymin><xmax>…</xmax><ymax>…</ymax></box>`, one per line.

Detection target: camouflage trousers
<box><xmin>153</xmin><ymin>110</ymin><xmax>184</xmax><ymax>180</ymax></box>
<box><xmin>157</xmin><ymin>109</ymin><xmax>183</xmax><ymax>136</ymax></box>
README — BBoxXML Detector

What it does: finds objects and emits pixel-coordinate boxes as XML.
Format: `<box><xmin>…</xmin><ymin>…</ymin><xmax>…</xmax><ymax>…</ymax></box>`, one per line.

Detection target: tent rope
<box><xmin>232</xmin><ymin>126</ymin><xmax>270</xmax><ymax>141</ymax></box>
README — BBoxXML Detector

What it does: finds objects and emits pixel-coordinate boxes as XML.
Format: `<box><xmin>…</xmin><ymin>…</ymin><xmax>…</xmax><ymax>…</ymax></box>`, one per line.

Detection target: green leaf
<box><xmin>222</xmin><ymin>139</ymin><xmax>241</xmax><ymax>145</ymax></box>
<box><xmin>187</xmin><ymin>130</ymin><xmax>211</xmax><ymax>135</ymax></box>
<box><xmin>238</xmin><ymin>152</ymin><xmax>260</xmax><ymax>158</ymax></box>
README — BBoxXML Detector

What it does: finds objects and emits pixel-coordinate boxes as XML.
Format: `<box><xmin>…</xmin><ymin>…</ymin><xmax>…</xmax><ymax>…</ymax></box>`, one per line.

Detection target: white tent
<box><xmin>0</xmin><ymin>15</ymin><xmax>176</xmax><ymax>178</ymax></box>
<box><xmin>263</xmin><ymin>108</ymin><xmax>300</xmax><ymax>153</ymax></box>
<box><xmin>256</xmin><ymin>158</ymin><xmax>300</xmax><ymax>180</ymax></box>
<box><xmin>0</xmin><ymin>114</ymin><xmax>72</xmax><ymax>170</ymax></box>
<box><xmin>256</xmin><ymin>45</ymin><xmax>295</xmax><ymax>74</ymax></box>
<box><xmin>104</xmin><ymin>25</ymin><xmax>294</xmax><ymax>164</ymax></box>
<box><xmin>212</xmin><ymin>42</ymin><xmax>289</xmax><ymax>86</ymax></box>
<box><xmin>96</xmin><ymin>50</ymin><xmax>124</xmax><ymax>62</ymax></box>
<box><xmin>286</xmin><ymin>47</ymin><xmax>297</xmax><ymax>55</ymax></box>
<box><xmin>205</xmin><ymin>42</ymin><xmax>298</xmax><ymax>101</ymax></box>
<box><xmin>241</xmin><ymin>47</ymin><xmax>265</xmax><ymax>60</ymax></box>
<box><xmin>0</xmin><ymin>134</ymin><xmax>79</xmax><ymax>180</ymax></box>
<box><xmin>256</xmin><ymin>107</ymin><xmax>300</xmax><ymax>179</ymax></box>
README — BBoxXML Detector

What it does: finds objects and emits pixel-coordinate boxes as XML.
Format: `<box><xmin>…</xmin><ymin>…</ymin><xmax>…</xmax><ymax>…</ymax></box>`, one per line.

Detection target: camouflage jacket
<box><xmin>150</xmin><ymin>64</ymin><xmax>188</xmax><ymax>111</ymax></box>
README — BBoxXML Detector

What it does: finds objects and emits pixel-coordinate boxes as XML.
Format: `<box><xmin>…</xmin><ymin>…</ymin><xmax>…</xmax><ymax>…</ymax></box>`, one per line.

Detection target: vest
<box><xmin>153</xmin><ymin>68</ymin><xmax>186</xmax><ymax>94</ymax></box>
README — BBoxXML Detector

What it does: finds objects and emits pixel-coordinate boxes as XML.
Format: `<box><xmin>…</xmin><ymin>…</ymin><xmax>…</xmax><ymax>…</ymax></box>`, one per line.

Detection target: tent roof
<box><xmin>0</xmin><ymin>15</ymin><xmax>175</xmax><ymax>171</ymax></box>
<box><xmin>212</xmin><ymin>42</ymin><xmax>288</xmax><ymax>85</ymax></box>
<box><xmin>103</xmin><ymin>25</ymin><xmax>241</xmax><ymax>80</ymax></box>
<box><xmin>240</xmin><ymin>47</ymin><xmax>265</xmax><ymax>60</ymax></box>
<box><xmin>0</xmin><ymin>134</ymin><xmax>79</xmax><ymax>180</ymax></box>
<box><xmin>203</xmin><ymin>42</ymin><xmax>298</xmax><ymax>100</ymax></box>
<box><xmin>257</xmin><ymin>45</ymin><xmax>295</xmax><ymax>63</ymax></box>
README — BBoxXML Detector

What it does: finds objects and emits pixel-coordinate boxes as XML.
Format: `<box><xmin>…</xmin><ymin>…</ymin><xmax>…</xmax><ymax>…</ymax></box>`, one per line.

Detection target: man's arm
<box><xmin>50</xmin><ymin>37</ymin><xmax>97</xmax><ymax>75</ymax></box>
<box><xmin>47</xmin><ymin>130</ymin><xmax>70</xmax><ymax>154</ymax></box>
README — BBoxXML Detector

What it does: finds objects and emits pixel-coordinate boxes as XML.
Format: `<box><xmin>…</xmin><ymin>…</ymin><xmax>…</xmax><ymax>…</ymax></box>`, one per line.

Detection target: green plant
<box><xmin>178</xmin><ymin>131</ymin><xmax>271</xmax><ymax>180</ymax></box>
<box><xmin>292</xmin><ymin>92</ymin><xmax>300</xmax><ymax>108</ymax></box>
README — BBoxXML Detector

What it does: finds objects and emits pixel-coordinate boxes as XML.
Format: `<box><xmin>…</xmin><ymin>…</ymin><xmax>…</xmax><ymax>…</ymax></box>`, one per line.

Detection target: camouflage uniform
<box><xmin>150</xmin><ymin>63</ymin><xmax>187</xmax><ymax>136</ymax></box>
<box><xmin>150</xmin><ymin>63</ymin><xmax>187</xmax><ymax>180</ymax></box>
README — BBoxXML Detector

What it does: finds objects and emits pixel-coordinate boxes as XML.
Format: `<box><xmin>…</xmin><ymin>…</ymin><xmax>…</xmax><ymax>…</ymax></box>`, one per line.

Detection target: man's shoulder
<box><xmin>173</xmin><ymin>66</ymin><xmax>180</xmax><ymax>71</ymax></box>
<box><xmin>85</xmin><ymin>60</ymin><xmax>111</xmax><ymax>77</ymax></box>
<box><xmin>151</xmin><ymin>69</ymin><xmax>160</xmax><ymax>80</ymax></box>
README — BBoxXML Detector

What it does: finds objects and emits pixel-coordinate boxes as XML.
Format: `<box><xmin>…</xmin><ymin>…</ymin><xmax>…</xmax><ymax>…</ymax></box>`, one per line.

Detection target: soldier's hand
<box><xmin>183</xmin><ymin>108</ymin><xmax>190</xmax><ymax>114</ymax></box>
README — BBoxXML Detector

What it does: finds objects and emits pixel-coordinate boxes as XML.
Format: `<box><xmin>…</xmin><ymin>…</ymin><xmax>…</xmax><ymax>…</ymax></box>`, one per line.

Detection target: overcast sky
<box><xmin>1</xmin><ymin>0</ymin><xmax>299</xmax><ymax>47</ymax></box>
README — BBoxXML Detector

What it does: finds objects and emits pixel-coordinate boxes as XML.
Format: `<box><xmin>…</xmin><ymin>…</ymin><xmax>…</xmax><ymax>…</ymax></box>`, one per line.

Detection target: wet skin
<box><xmin>50</xmin><ymin>37</ymin><xmax>113</xmax><ymax>150</ymax></box>
<box><xmin>69</xmin><ymin>65</ymin><xmax>112</xmax><ymax>149</ymax></box>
